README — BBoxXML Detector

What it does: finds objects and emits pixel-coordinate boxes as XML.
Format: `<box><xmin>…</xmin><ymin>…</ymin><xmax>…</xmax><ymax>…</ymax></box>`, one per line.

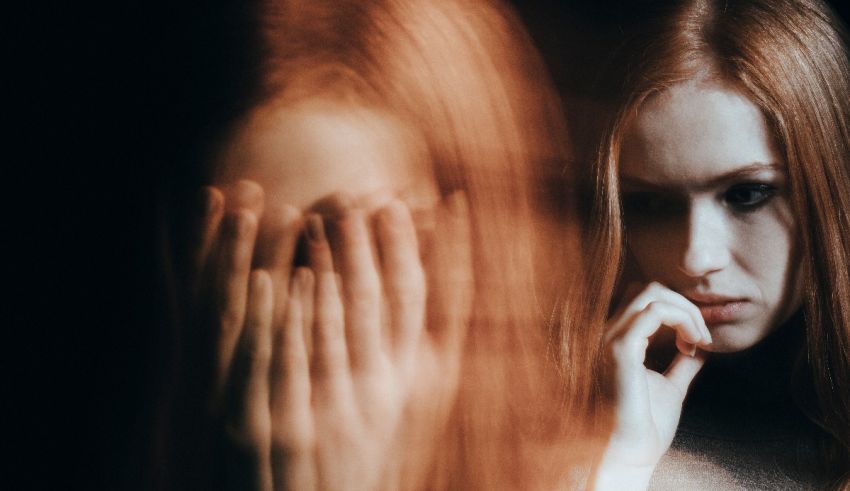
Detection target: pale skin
<box><xmin>188</xmin><ymin>99</ymin><xmax>472</xmax><ymax>490</ymax></box>
<box><xmin>594</xmin><ymin>80</ymin><xmax>803</xmax><ymax>489</ymax></box>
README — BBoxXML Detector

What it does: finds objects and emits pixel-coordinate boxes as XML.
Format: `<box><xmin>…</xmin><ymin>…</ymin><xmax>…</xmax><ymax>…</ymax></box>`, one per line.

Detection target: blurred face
<box><xmin>218</xmin><ymin>97</ymin><xmax>439</xmax><ymax>215</ymax></box>
<box><xmin>619</xmin><ymin>81</ymin><xmax>802</xmax><ymax>352</ymax></box>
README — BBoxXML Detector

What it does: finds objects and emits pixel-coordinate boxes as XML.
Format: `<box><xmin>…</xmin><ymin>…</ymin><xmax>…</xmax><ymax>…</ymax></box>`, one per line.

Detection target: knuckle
<box><xmin>646</xmin><ymin>281</ymin><xmax>665</xmax><ymax>294</ymax></box>
<box><xmin>643</xmin><ymin>300</ymin><xmax>663</xmax><ymax>316</ymax></box>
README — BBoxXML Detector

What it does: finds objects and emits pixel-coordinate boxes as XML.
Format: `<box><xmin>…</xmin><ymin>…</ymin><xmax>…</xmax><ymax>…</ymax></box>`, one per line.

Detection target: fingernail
<box><xmin>688</xmin><ymin>344</ymin><xmax>697</xmax><ymax>357</ymax></box>
<box><xmin>306</xmin><ymin>214</ymin><xmax>326</xmax><ymax>243</ymax></box>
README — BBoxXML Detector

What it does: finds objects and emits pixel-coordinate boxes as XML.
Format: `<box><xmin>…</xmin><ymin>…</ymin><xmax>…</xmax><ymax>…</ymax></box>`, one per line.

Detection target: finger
<box><xmin>617</xmin><ymin>301</ymin><xmax>705</xmax><ymax>364</ymax></box>
<box><xmin>254</xmin><ymin>204</ymin><xmax>302</xmax><ymax>327</ymax></box>
<box><xmin>647</xmin><ymin>284</ymin><xmax>710</xmax><ymax>344</ymax></box>
<box><xmin>306</xmin><ymin>216</ymin><xmax>351</xmax><ymax>387</ymax></box>
<box><xmin>312</xmin><ymin>269</ymin><xmax>350</xmax><ymax>384</ymax></box>
<box><xmin>306</xmin><ymin>214</ymin><xmax>333</xmax><ymax>273</ymax></box>
<box><xmin>272</xmin><ymin>269</ymin><xmax>312</xmax><ymax>428</ymax></box>
<box><xmin>305</xmin><ymin>214</ymin><xmax>351</xmax><ymax>391</ymax></box>
<box><xmin>428</xmin><ymin>192</ymin><xmax>473</xmax><ymax>352</ymax></box>
<box><xmin>608</xmin><ymin>282</ymin><xmax>710</xmax><ymax>345</ymax></box>
<box><xmin>333</xmin><ymin>206</ymin><xmax>382</xmax><ymax>370</ymax></box>
<box><xmin>663</xmin><ymin>350</ymin><xmax>707</xmax><ymax>401</ymax></box>
<box><xmin>193</xmin><ymin>186</ymin><xmax>225</xmax><ymax>287</ymax></box>
<box><xmin>271</xmin><ymin>268</ymin><xmax>316</xmax><ymax>491</ymax></box>
<box><xmin>224</xmin><ymin>270</ymin><xmax>273</xmax><ymax>491</ymax></box>
<box><xmin>375</xmin><ymin>200</ymin><xmax>425</xmax><ymax>364</ymax></box>
<box><xmin>223</xmin><ymin>179</ymin><xmax>265</xmax><ymax>215</ymax></box>
<box><xmin>300</xmin><ymin>269</ymin><xmax>315</xmax><ymax>362</ymax></box>
<box><xmin>213</xmin><ymin>209</ymin><xmax>260</xmax><ymax>402</ymax></box>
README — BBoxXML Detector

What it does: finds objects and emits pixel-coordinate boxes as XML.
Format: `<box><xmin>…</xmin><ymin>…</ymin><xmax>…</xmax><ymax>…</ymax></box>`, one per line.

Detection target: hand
<box><xmin>191</xmin><ymin>184</ymin><xmax>472</xmax><ymax>491</ymax></box>
<box><xmin>188</xmin><ymin>180</ymin><xmax>284</xmax><ymax>491</ymax></box>
<box><xmin>593</xmin><ymin>282</ymin><xmax>712</xmax><ymax>490</ymax></box>
<box><xmin>276</xmin><ymin>193</ymin><xmax>472</xmax><ymax>491</ymax></box>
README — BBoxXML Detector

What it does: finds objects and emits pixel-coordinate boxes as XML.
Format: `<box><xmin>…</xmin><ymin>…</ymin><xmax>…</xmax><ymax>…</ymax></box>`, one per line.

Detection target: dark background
<box><xmin>11</xmin><ymin>0</ymin><xmax>849</xmax><ymax>488</ymax></box>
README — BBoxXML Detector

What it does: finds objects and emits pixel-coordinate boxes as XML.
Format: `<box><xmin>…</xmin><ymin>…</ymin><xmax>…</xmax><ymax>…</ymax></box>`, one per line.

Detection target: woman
<box><xmin>583</xmin><ymin>0</ymin><xmax>850</xmax><ymax>488</ymax></box>
<box><xmin>160</xmin><ymin>0</ymin><xmax>595</xmax><ymax>489</ymax></box>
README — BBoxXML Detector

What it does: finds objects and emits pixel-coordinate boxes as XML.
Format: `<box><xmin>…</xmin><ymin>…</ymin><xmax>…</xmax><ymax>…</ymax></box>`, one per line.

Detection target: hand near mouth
<box><xmin>593</xmin><ymin>282</ymin><xmax>713</xmax><ymax>490</ymax></box>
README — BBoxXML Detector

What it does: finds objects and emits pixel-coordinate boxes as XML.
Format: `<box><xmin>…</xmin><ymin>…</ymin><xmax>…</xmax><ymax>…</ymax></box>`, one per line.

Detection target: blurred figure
<box><xmin>159</xmin><ymin>0</ymin><xmax>597</xmax><ymax>489</ymax></box>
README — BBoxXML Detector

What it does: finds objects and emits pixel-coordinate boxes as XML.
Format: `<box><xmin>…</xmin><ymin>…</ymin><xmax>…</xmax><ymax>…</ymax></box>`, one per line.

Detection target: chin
<box><xmin>701</xmin><ymin>323</ymin><xmax>766</xmax><ymax>353</ymax></box>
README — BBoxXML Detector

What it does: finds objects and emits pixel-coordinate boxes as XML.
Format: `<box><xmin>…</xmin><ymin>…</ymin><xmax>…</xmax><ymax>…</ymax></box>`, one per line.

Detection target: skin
<box><xmin>619</xmin><ymin>80</ymin><xmax>802</xmax><ymax>353</ymax></box>
<box><xmin>190</xmin><ymin>98</ymin><xmax>472</xmax><ymax>491</ymax></box>
<box><xmin>217</xmin><ymin>98</ymin><xmax>439</xmax><ymax>215</ymax></box>
<box><xmin>595</xmin><ymin>80</ymin><xmax>803</xmax><ymax>489</ymax></box>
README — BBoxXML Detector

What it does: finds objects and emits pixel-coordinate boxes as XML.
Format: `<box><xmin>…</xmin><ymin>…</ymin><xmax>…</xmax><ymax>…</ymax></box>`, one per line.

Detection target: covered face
<box><xmin>618</xmin><ymin>80</ymin><xmax>803</xmax><ymax>353</ymax></box>
<box><xmin>216</xmin><ymin>97</ymin><xmax>439</xmax><ymax>215</ymax></box>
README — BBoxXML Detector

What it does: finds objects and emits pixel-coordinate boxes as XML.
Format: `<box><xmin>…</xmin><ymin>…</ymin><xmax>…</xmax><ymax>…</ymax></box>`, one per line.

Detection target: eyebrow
<box><xmin>620</xmin><ymin>162</ymin><xmax>785</xmax><ymax>191</ymax></box>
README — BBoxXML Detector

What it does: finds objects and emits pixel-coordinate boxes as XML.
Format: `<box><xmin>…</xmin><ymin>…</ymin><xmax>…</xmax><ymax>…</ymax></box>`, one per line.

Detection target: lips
<box><xmin>683</xmin><ymin>293</ymin><xmax>749</xmax><ymax>325</ymax></box>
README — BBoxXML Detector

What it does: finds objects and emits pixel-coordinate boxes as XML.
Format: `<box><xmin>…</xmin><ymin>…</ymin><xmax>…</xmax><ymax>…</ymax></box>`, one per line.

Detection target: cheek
<box><xmin>625</xmin><ymin>221</ymin><xmax>682</xmax><ymax>280</ymax></box>
<box><xmin>733</xmin><ymin>206</ymin><xmax>798</xmax><ymax>301</ymax></box>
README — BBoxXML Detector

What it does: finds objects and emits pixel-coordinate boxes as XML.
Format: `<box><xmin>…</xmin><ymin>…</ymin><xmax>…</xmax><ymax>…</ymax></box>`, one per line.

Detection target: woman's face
<box><xmin>619</xmin><ymin>81</ymin><xmax>802</xmax><ymax>353</ymax></box>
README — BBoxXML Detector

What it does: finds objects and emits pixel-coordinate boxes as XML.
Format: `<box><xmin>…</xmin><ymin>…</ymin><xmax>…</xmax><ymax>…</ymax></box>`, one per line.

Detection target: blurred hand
<box><xmin>189</xmin><ymin>181</ymin><xmax>472</xmax><ymax>491</ymax></box>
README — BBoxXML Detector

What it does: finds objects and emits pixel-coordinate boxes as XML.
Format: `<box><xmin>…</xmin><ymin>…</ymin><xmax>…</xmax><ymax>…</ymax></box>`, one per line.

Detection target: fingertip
<box><xmin>375</xmin><ymin>199</ymin><xmax>414</xmax><ymax>237</ymax></box>
<box><xmin>675</xmin><ymin>336</ymin><xmax>697</xmax><ymax>357</ymax></box>
<box><xmin>703</xmin><ymin>325</ymin><xmax>713</xmax><ymax>345</ymax></box>
<box><xmin>280</xmin><ymin>204</ymin><xmax>303</xmax><ymax>227</ymax></box>
<box><xmin>263</xmin><ymin>202</ymin><xmax>302</xmax><ymax>229</ymax></box>
<box><xmin>201</xmin><ymin>186</ymin><xmax>224</xmax><ymax>218</ymax></box>
<box><xmin>232</xmin><ymin>179</ymin><xmax>265</xmax><ymax>211</ymax></box>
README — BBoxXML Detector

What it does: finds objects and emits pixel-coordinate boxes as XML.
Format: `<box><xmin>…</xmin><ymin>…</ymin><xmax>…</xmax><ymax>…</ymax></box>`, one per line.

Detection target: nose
<box><xmin>678</xmin><ymin>201</ymin><xmax>730</xmax><ymax>277</ymax></box>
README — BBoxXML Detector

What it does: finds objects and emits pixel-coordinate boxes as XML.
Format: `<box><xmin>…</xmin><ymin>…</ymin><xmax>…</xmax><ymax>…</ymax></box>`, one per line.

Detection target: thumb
<box><xmin>663</xmin><ymin>350</ymin><xmax>706</xmax><ymax>401</ymax></box>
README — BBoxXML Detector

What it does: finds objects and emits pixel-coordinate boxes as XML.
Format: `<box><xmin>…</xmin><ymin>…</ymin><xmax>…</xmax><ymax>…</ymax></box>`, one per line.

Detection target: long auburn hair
<box><xmin>581</xmin><ymin>0</ymin><xmax>850</xmax><ymax>482</ymax></box>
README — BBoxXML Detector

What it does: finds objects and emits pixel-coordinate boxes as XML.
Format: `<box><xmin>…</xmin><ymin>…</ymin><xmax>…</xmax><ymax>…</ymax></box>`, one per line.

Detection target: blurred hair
<box><xmin>581</xmin><ymin>0</ymin><xmax>850</xmax><ymax>483</ymax></box>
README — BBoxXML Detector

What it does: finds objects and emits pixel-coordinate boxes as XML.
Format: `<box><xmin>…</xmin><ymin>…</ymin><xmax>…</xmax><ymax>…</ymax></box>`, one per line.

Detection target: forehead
<box><xmin>620</xmin><ymin>81</ymin><xmax>781</xmax><ymax>184</ymax></box>
<box><xmin>217</xmin><ymin>98</ymin><xmax>435</xmax><ymax>211</ymax></box>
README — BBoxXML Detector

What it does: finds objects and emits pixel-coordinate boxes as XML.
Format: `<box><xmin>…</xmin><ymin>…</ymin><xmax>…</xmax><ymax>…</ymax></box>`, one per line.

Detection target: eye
<box><xmin>724</xmin><ymin>183</ymin><xmax>777</xmax><ymax>211</ymax></box>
